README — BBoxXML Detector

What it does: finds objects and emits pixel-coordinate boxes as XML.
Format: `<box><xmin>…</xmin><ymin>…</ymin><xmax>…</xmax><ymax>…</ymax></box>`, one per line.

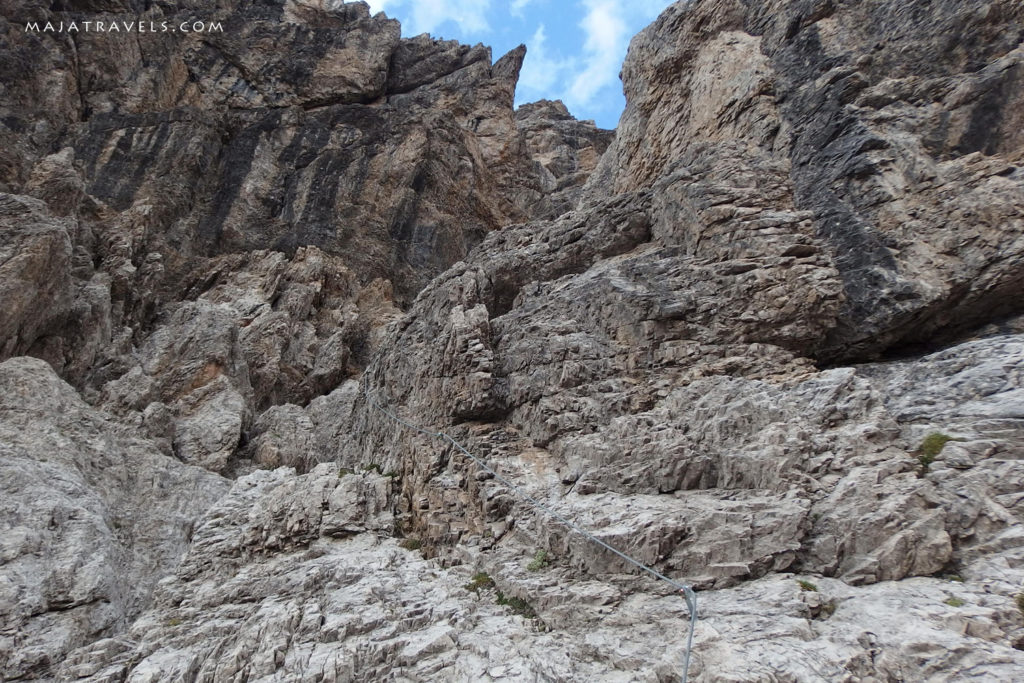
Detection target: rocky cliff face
<box><xmin>2</xmin><ymin>0</ymin><xmax>1024</xmax><ymax>680</ymax></box>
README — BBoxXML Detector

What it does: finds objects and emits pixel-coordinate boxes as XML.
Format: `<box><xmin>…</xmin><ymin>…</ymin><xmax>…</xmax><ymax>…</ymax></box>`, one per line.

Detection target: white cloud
<box><xmin>364</xmin><ymin>0</ymin><xmax>394</xmax><ymax>13</ymax></box>
<box><xmin>518</xmin><ymin>24</ymin><xmax>576</xmax><ymax>95</ymax></box>
<box><xmin>365</xmin><ymin>0</ymin><xmax>492</xmax><ymax>36</ymax></box>
<box><xmin>509</xmin><ymin>0</ymin><xmax>536</xmax><ymax>18</ymax></box>
<box><xmin>566</xmin><ymin>0</ymin><xmax>630</xmax><ymax>107</ymax></box>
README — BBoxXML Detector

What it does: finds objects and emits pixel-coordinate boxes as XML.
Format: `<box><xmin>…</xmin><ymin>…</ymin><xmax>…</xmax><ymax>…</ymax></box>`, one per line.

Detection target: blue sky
<box><xmin>364</xmin><ymin>0</ymin><xmax>676</xmax><ymax>129</ymax></box>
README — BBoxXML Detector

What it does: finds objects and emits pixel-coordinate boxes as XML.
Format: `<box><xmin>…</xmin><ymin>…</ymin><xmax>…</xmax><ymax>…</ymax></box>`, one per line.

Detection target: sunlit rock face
<box><xmin>2</xmin><ymin>0</ymin><xmax>1024</xmax><ymax>680</ymax></box>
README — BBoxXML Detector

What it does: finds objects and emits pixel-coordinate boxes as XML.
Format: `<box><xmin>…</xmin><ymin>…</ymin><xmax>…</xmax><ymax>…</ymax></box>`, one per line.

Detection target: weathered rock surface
<box><xmin>598</xmin><ymin>0</ymin><xmax>1024</xmax><ymax>360</ymax></box>
<box><xmin>54</xmin><ymin>461</ymin><xmax>1024</xmax><ymax>682</ymax></box>
<box><xmin>0</xmin><ymin>0</ymin><xmax>606</xmax><ymax>339</ymax></box>
<box><xmin>0</xmin><ymin>195</ymin><xmax>75</xmax><ymax>360</ymax></box>
<box><xmin>0</xmin><ymin>0</ymin><xmax>613</xmax><ymax>468</ymax></box>
<box><xmin>2</xmin><ymin>0</ymin><xmax>1024</xmax><ymax>680</ymax></box>
<box><xmin>6</xmin><ymin>0</ymin><xmax>599</xmax><ymax>311</ymax></box>
<box><xmin>515</xmin><ymin>99</ymin><xmax>615</xmax><ymax>219</ymax></box>
<box><xmin>0</xmin><ymin>357</ymin><xmax>227</xmax><ymax>680</ymax></box>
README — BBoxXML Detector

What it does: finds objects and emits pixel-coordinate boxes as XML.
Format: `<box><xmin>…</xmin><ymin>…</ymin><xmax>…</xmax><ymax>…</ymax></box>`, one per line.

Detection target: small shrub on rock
<box><xmin>916</xmin><ymin>432</ymin><xmax>959</xmax><ymax>474</ymax></box>
<box><xmin>496</xmin><ymin>591</ymin><xmax>537</xmax><ymax>618</ymax></box>
<box><xmin>527</xmin><ymin>550</ymin><xmax>550</xmax><ymax>572</ymax></box>
<box><xmin>464</xmin><ymin>572</ymin><xmax>494</xmax><ymax>593</ymax></box>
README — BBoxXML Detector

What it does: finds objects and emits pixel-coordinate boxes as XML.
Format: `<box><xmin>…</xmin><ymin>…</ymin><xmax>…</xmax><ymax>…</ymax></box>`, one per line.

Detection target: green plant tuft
<box><xmin>496</xmin><ymin>591</ymin><xmax>537</xmax><ymax>619</ymax></box>
<box><xmin>399</xmin><ymin>538</ymin><xmax>422</xmax><ymax>551</ymax></box>
<box><xmin>797</xmin><ymin>579</ymin><xmax>818</xmax><ymax>592</ymax></box>
<box><xmin>1015</xmin><ymin>592</ymin><xmax>1024</xmax><ymax>615</ymax></box>
<box><xmin>916</xmin><ymin>432</ymin><xmax>959</xmax><ymax>474</ymax></box>
<box><xmin>338</xmin><ymin>467</ymin><xmax>353</xmax><ymax>478</ymax></box>
<box><xmin>384</xmin><ymin>470</ymin><xmax>400</xmax><ymax>478</ymax></box>
<box><xmin>165</xmin><ymin>617</ymin><xmax>183</xmax><ymax>627</ymax></box>
<box><xmin>527</xmin><ymin>549</ymin><xmax>550</xmax><ymax>572</ymax></box>
<box><xmin>361</xmin><ymin>463</ymin><xmax>383</xmax><ymax>474</ymax></box>
<box><xmin>944</xmin><ymin>596</ymin><xmax>965</xmax><ymax>607</ymax></box>
<box><xmin>464</xmin><ymin>572</ymin><xmax>494</xmax><ymax>593</ymax></box>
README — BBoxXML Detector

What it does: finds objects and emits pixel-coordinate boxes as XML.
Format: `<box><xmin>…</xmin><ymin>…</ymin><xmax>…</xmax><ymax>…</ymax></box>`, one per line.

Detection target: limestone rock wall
<box><xmin>0</xmin><ymin>358</ymin><xmax>228</xmax><ymax>679</ymax></box>
<box><xmin>2</xmin><ymin>0</ymin><xmax>1024</xmax><ymax>680</ymax></box>
<box><xmin>1</xmin><ymin>0</ymin><xmax>608</xmax><ymax>382</ymax></box>
<box><xmin>598</xmin><ymin>0</ymin><xmax>1024</xmax><ymax>360</ymax></box>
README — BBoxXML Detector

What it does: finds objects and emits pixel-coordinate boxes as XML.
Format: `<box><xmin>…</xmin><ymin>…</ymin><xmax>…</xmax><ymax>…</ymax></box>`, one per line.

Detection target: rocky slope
<box><xmin>1</xmin><ymin>0</ymin><xmax>1024</xmax><ymax>681</ymax></box>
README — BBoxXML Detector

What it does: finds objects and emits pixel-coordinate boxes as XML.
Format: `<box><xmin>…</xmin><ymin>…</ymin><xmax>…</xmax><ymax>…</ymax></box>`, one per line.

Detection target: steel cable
<box><xmin>362</xmin><ymin>383</ymin><xmax>698</xmax><ymax>682</ymax></box>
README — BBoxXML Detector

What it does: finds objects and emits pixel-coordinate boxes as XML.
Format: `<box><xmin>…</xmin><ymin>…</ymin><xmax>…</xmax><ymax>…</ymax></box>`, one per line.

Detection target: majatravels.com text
<box><xmin>25</xmin><ymin>20</ymin><xmax>224</xmax><ymax>34</ymax></box>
